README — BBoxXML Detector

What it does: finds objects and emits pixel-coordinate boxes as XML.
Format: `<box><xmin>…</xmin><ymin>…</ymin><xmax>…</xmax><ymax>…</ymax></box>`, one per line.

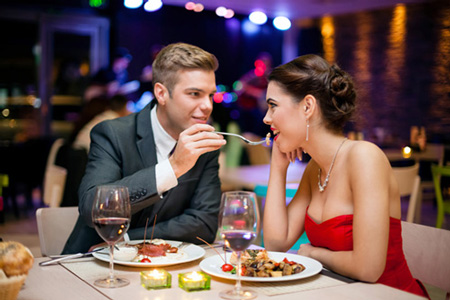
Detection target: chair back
<box><xmin>392</xmin><ymin>163</ymin><xmax>421</xmax><ymax>223</ymax></box>
<box><xmin>402</xmin><ymin>221</ymin><xmax>450</xmax><ymax>297</ymax></box>
<box><xmin>43</xmin><ymin>138</ymin><xmax>67</xmax><ymax>207</ymax></box>
<box><xmin>36</xmin><ymin>206</ymin><xmax>79</xmax><ymax>256</ymax></box>
<box><xmin>431</xmin><ymin>164</ymin><xmax>450</xmax><ymax>228</ymax></box>
<box><xmin>242</xmin><ymin>132</ymin><xmax>270</xmax><ymax>165</ymax></box>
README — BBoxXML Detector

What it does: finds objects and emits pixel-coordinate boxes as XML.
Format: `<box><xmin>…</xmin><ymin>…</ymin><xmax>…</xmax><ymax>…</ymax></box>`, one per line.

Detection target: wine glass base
<box><xmin>94</xmin><ymin>276</ymin><xmax>130</xmax><ymax>288</ymax></box>
<box><xmin>219</xmin><ymin>288</ymin><xmax>257</xmax><ymax>300</ymax></box>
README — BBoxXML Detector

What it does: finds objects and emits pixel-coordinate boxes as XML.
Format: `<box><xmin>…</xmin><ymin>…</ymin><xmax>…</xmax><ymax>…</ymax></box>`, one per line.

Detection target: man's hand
<box><xmin>169</xmin><ymin>124</ymin><xmax>226</xmax><ymax>178</ymax></box>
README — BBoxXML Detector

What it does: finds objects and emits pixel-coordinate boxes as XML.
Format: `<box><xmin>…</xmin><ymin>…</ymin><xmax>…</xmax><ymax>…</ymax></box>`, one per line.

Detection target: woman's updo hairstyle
<box><xmin>268</xmin><ymin>54</ymin><xmax>356</xmax><ymax>133</ymax></box>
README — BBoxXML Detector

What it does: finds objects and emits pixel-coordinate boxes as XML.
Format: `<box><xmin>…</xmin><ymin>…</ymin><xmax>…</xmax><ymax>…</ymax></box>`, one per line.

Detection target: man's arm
<box><xmin>127</xmin><ymin>150</ymin><xmax>222</xmax><ymax>243</ymax></box>
<box><xmin>78</xmin><ymin>120</ymin><xmax>161</xmax><ymax>226</ymax></box>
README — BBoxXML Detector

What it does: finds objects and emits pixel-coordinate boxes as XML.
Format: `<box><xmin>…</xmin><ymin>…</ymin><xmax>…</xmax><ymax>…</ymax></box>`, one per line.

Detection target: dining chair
<box><xmin>431</xmin><ymin>164</ymin><xmax>450</xmax><ymax>228</ymax></box>
<box><xmin>401</xmin><ymin>221</ymin><xmax>450</xmax><ymax>299</ymax></box>
<box><xmin>43</xmin><ymin>138</ymin><xmax>67</xmax><ymax>207</ymax></box>
<box><xmin>242</xmin><ymin>132</ymin><xmax>271</xmax><ymax>165</ymax></box>
<box><xmin>420</xmin><ymin>143</ymin><xmax>445</xmax><ymax>200</ymax></box>
<box><xmin>392</xmin><ymin>163</ymin><xmax>421</xmax><ymax>223</ymax></box>
<box><xmin>36</xmin><ymin>206</ymin><xmax>79</xmax><ymax>256</ymax></box>
<box><xmin>224</xmin><ymin>121</ymin><xmax>244</xmax><ymax>168</ymax></box>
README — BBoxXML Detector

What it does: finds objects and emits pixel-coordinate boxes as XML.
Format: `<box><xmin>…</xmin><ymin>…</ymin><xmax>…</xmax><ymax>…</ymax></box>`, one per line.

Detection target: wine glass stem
<box><xmin>235</xmin><ymin>251</ymin><xmax>242</xmax><ymax>294</ymax></box>
<box><xmin>109</xmin><ymin>243</ymin><xmax>115</xmax><ymax>282</ymax></box>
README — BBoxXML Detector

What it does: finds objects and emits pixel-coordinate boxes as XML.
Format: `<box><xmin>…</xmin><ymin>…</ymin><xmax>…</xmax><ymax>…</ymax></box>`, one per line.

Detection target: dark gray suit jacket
<box><xmin>62</xmin><ymin>102</ymin><xmax>222</xmax><ymax>254</ymax></box>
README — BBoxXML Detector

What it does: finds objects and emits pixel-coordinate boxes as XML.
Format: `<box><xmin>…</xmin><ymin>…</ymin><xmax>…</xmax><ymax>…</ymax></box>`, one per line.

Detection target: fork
<box><xmin>214</xmin><ymin>132</ymin><xmax>268</xmax><ymax>146</ymax></box>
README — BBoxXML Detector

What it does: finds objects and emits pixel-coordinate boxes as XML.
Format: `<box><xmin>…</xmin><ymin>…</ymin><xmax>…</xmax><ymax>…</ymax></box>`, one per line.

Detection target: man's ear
<box><xmin>153</xmin><ymin>82</ymin><xmax>169</xmax><ymax>106</ymax></box>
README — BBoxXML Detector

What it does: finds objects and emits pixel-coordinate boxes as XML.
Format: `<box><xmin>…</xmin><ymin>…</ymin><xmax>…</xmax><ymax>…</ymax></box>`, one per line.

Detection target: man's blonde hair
<box><xmin>152</xmin><ymin>43</ymin><xmax>218</xmax><ymax>95</ymax></box>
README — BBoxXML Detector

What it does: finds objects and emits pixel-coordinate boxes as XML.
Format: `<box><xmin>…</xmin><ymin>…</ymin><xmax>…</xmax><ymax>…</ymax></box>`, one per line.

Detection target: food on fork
<box><xmin>266</xmin><ymin>132</ymin><xmax>271</xmax><ymax>146</ymax></box>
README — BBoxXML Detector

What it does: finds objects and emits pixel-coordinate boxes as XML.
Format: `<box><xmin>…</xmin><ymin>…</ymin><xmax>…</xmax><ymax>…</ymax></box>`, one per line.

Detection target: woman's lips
<box><xmin>271</xmin><ymin>128</ymin><xmax>280</xmax><ymax>141</ymax></box>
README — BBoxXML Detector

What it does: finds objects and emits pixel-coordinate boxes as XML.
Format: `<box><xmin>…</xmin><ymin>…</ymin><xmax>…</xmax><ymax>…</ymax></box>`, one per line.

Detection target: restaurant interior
<box><xmin>1</xmin><ymin>0</ymin><xmax>450</xmax><ymax>299</ymax></box>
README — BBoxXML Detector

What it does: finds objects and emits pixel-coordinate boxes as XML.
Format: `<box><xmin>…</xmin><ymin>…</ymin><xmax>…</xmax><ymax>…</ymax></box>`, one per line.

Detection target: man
<box><xmin>62</xmin><ymin>43</ymin><xmax>226</xmax><ymax>254</ymax></box>
<box><xmin>84</xmin><ymin>47</ymin><xmax>139</xmax><ymax>101</ymax></box>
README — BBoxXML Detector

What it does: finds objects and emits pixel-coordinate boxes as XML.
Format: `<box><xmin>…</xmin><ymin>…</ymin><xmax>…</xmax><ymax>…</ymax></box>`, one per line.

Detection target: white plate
<box><xmin>199</xmin><ymin>251</ymin><xmax>322</xmax><ymax>282</ymax></box>
<box><xmin>92</xmin><ymin>240</ymin><xmax>205</xmax><ymax>267</ymax></box>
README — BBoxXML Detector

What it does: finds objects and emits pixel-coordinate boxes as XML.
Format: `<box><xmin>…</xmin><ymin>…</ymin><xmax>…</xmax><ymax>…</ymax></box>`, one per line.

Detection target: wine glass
<box><xmin>92</xmin><ymin>185</ymin><xmax>131</xmax><ymax>288</ymax></box>
<box><xmin>219</xmin><ymin>191</ymin><xmax>260</xmax><ymax>300</ymax></box>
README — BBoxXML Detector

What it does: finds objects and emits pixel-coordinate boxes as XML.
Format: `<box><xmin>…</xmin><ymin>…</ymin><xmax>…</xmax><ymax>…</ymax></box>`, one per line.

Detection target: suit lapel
<box><xmin>135</xmin><ymin>101</ymin><xmax>171</xmax><ymax>227</ymax></box>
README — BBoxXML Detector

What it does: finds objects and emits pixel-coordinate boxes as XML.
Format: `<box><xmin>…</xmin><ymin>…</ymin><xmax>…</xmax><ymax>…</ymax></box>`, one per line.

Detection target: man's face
<box><xmin>157</xmin><ymin>69</ymin><xmax>216</xmax><ymax>139</ymax></box>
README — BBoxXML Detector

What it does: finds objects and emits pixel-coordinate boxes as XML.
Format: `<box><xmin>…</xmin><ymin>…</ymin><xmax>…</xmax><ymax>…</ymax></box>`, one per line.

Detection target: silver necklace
<box><xmin>318</xmin><ymin>138</ymin><xmax>347</xmax><ymax>192</ymax></box>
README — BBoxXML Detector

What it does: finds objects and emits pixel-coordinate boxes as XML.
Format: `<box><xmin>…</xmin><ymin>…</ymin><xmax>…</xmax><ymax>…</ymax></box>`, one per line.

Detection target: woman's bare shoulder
<box><xmin>346</xmin><ymin>140</ymin><xmax>388</xmax><ymax>163</ymax></box>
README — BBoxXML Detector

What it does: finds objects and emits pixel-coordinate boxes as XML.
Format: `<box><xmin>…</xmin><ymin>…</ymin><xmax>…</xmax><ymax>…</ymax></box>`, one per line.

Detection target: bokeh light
<box><xmin>273</xmin><ymin>16</ymin><xmax>291</xmax><ymax>30</ymax></box>
<box><xmin>222</xmin><ymin>93</ymin><xmax>233</xmax><ymax>103</ymax></box>
<box><xmin>215</xmin><ymin>6</ymin><xmax>227</xmax><ymax>17</ymax></box>
<box><xmin>254</xmin><ymin>59</ymin><xmax>267</xmax><ymax>77</ymax></box>
<box><xmin>124</xmin><ymin>0</ymin><xmax>143</xmax><ymax>9</ymax></box>
<box><xmin>213</xmin><ymin>93</ymin><xmax>224</xmax><ymax>103</ymax></box>
<box><xmin>242</xmin><ymin>19</ymin><xmax>260</xmax><ymax>34</ymax></box>
<box><xmin>194</xmin><ymin>3</ymin><xmax>204</xmax><ymax>12</ymax></box>
<box><xmin>249</xmin><ymin>11</ymin><xmax>267</xmax><ymax>25</ymax></box>
<box><xmin>185</xmin><ymin>1</ymin><xmax>195</xmax><ymax>10</ymax></box>
<box><xmin>233</xmin><ymin>80</ymin><xmax>243</xmax><ymax>91</ymax></box>
<box><xmin>144</xmin><ymin>0</ymin><xmax>162</xmax><ymax>12</ymax></box>
<box><xmin>224</xmin><ymin>9</ymin><xmax>235</xmax><ymax>19</ymax></box>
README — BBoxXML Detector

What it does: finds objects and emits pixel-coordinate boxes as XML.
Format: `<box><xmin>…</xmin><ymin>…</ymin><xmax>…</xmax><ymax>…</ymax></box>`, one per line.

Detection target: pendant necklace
<box><xmin>318</xmin><ymin>138</ymin><xmax>348</xmax><ymax>192</ymax></box>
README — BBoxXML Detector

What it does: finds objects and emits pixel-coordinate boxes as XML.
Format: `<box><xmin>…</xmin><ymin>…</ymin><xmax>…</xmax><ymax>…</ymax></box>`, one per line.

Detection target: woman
<box><xmin>262</xmin><ymin>54</ymin><xmax>428</xmax><ymax>298</ymax></box>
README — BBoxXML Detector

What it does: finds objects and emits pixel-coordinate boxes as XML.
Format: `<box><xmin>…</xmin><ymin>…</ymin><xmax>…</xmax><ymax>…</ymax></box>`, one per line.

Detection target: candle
<box><xmin>178</xmin><ymin>271</ymin><xmax>211</xmax><ymax>291</ymax></box>
<box><xmin>402</xmin><ymin>146</ymin><xmax>412</xmax><ymax>159</ymax></box>
<box><xmin>140</xmin><ymin>269</ymin><xmax>171</xmax><ymax>290</ymax></box>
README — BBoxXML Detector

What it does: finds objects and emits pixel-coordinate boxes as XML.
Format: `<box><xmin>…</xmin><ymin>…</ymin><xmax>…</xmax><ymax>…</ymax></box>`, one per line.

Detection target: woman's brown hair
<box><xmin>269</xmin><ymin>54</ymin><xmax>356</xmax><ymax>132</ymax></box>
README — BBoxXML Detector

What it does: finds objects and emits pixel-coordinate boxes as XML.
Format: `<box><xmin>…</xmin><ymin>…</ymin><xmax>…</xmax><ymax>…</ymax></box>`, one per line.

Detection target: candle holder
<box><xmin>140</xmin><ymin>269</ymin><xmax>171</xmax><ymax>290</ymax></box>
<box><xmin>178</xmin><ymin>271</ymin><xmax>211</xmax><ymax>292</ymax></box>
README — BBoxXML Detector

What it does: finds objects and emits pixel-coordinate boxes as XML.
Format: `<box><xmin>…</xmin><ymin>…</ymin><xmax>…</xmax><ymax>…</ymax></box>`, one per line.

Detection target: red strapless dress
<box><xmin>304</xmin><ymin>211</ymin><xmax>429</xmax><ymax>298</ymax></box>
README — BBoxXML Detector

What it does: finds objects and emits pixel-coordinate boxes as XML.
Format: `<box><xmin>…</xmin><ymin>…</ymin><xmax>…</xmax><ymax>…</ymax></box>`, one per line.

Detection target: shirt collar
<box><xmin>151</xmin><ymin>105</ymin><xmax>176</xmax><ymax>160</ymax></box>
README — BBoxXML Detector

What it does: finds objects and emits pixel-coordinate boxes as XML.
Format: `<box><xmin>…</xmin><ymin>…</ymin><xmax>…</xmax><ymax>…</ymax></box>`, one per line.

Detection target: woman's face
<box><xmin>263</xmin><ymin>81</ymin><xmax>305</xmax><ymax>153</ymax></box>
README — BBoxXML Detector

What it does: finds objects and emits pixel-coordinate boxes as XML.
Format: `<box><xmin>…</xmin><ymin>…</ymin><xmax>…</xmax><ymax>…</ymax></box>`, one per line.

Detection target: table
<box><xmin>19</xmin><ymin>245</ymin><xmax>426</xmax><ymax>300</ymax></box>
<box><xmin>219</xmin><ymin>161</ymin><xmax>307</xmax><ymax>191</ymax></box>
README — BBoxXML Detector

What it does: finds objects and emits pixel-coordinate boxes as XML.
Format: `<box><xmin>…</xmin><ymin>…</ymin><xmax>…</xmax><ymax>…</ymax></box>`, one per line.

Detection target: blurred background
<box><xmin>0</xmin><ymin>0</ymin><xmax>449</xmax><ymax>223</ymax></box>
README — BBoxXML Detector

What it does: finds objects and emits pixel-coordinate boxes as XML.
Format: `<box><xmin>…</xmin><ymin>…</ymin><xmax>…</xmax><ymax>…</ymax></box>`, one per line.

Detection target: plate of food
<box><xmin>92</xmin><ymin>239</ymin><xmax>205</xmax><ymax>267</ymax></box>
<box><xmin>199</xmin><ymin>249</ymin><xmax>322</xmax><ymax>282</ymax></box>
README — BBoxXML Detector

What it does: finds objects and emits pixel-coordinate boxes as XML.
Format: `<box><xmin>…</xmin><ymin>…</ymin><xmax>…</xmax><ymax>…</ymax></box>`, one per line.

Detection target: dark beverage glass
<box><xmin>92</xmin><ymin>185</ymin><xmax>131</xmax><ymax>288</ymax></box>
<box><xmin>219</xmin><ymin>191</ymin><xmax>260</xmax><ymax>300</ymax></box>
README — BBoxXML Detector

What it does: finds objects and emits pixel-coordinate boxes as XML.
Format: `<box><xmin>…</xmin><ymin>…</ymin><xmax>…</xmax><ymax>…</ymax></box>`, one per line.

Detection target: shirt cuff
<box><xmin>155</xmin><ymin>158</ymin><xmax>178</xmax><ymax>194</ymax></box>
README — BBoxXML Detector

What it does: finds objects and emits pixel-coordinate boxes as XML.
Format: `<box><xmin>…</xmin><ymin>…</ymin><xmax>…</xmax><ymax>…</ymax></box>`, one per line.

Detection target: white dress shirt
<box><xmin>151</xmin><ymin>105</ymin><xmax>178</xmax><ymax>195</ymax></box>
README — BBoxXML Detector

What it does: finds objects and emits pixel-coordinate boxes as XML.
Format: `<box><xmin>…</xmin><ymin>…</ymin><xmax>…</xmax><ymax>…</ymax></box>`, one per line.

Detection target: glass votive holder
<box><xmin>141</xmin><ymin>269</ymin><xmax>171</xmax><ymax>290</ymax></box>
<box><xmin>178</xmin><ymin>271</ymin><xmax>211</xmax><ymax>292</ymax></box>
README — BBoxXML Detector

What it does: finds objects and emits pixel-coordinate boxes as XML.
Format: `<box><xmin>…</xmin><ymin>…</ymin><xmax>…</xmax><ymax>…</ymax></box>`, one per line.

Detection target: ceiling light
<box><xmin>216</xmin><ymin>6</ymin><xmax>227</xmax><ymax>17</ymax></box>
<box><xmin>185</xmin><ymin>2</ymin><xmax>195</xmax><ymax>10</ymax></box>
<box><xmin>194</xmin><ymin>3</ymin><xmax>204</xmax><ymax>12</ymax></box>
<box><xmin>224</xmin><ymin>9</ymin><xmax>235</xmax><ymax>19</ymax></box>
<box><xmin>249</xmin><ymin>11</ymin><xmax>267</xmax><ymax>25</ymax></box>
<box><xmin>124</xmin><ymin>0</ymin><xmax>143</xmax><ymax>9</ymax></box>
<box><xmin>144</xmin><ymin>0</ymin><xmax>162</xmax><ymax>12</ymax></box>
<box><xmin>273</xmin><ymin>16</ymin><xmax>291</xmax><ymax>30</ymax></box>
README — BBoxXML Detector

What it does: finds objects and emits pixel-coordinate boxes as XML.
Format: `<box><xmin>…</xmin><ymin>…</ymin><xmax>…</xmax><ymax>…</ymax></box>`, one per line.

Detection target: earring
<box><xmin>306</xmin><ymin>120</ymin><xmax>310</xmax><ymax>141</ymax></box>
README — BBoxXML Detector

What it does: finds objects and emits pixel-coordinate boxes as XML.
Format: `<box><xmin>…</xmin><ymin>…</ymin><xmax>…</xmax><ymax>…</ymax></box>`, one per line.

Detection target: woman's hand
<box><xmin>271</xmin><ymin>142</ymin><xmax>303</xmax><ymax>171</ymax></box>
<box><xmin>297</xmin><ymin>243</ymin><xmax>316</xmax><ymax>257</ymax></box>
